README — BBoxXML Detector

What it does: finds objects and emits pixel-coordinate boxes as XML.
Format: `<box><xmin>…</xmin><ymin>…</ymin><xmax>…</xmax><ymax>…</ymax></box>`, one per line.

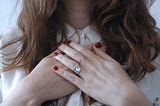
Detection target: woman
<box><xmin>0</xmin><ymin>0</ymin><xmax>160</xmax><ymax>106</ymax></box>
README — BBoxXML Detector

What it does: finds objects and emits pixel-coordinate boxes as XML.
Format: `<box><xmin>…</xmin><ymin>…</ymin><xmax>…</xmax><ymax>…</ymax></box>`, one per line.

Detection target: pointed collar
<box><xmin>66</xmin><ymin>23</ymin><xmax>101</xmax><ymax>43</ymax></box>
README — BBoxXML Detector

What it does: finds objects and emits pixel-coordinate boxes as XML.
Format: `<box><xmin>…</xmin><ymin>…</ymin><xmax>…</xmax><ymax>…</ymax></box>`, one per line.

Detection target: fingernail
<box><xmin>105</xmin><ymin>46</ymin><xmax>110</xmax><ymax>52</ymax></box>
<box><xmin>53</xmin><ymin>66</ymin><xmax>59</xmax><ymax>71</ymax></box>
<box><xmin>64</xmin><ymin>40</ymin><xmax>72</xmax><ymax>45</ymax></box>
<box><xmin>67</xmin><ymin>40</ymin><xmax>72</xmax><ymax>45</ymax></box>
<box><xmin>95</xmin><ymin>42</ymin><xmax>102</xmax><ymax>48</ymax></box>
<box><xmin>57</xmin><ymin>42</ymin><xmax>62</xmax><ymax>47</ymax></box>
<box><xmin>53</xmin><ymin>52</ymin><xmax>59</xmax><ymax>57</ymax></box>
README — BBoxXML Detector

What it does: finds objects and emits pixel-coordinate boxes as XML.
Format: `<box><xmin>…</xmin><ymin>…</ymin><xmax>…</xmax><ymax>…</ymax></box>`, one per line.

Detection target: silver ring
<box><xmin>73</xmin><ymin>65</ymin><xmax>81</xmax><ymax>75</ymax></box>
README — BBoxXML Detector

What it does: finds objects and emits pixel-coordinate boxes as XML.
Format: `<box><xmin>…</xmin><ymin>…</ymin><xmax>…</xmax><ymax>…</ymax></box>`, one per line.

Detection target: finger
<box><xmin>84</xmin><ymin>43</ymin><xmax>94</xmax><ymax>51</ymax></box>
<box><xmin>93</xmin><ymin>46</ymin><xmax>115</xmax><ymax>62</ymax></box>
<box><xmin>47</xmin><ymin>49</ymin><xmax>62</xmax><ymax>58</ymax></box>
<box><xmin>70</xmin><ymin>42</ymin><xmax>98</xmax><ymax>61</ymax></box>
<box><xmin>53</xmin><ymin>53</ymin><xmax>86</xmax><ymax>78</ymax></box>
<box><xmin>69</xmin><ymin>42</ymin><xmax>102</xmax><ymax>62</ymax></box>
<box><xmin>52</xmin><ymin>65</ymin><xmax>84</xmax><ymax>89</ymax></box>
<box><xmin>85</xmin><ymin>42</ymin><xmax>103</xmax><ymax>52</ymax></box>
<box><xmin>63</xmin><ymin>40</ymin><xmax>104</xmax><ymax>53</ymax></box>
<box><xmin>58</xmin><ymin>43</ymin><xmax>91</xmax><ymax>65</ymax></box>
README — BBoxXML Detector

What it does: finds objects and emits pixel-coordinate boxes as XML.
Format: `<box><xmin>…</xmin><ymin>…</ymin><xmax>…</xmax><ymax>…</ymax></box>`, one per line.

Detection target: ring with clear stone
<box><xmin>73</xmin><ymin>65</ymin><xmax>81</xmax><ymax>75</ymax></box>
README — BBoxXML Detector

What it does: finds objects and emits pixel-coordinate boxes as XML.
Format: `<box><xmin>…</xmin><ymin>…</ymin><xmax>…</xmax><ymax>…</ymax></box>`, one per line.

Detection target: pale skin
<box><xmin>0</xmin><ymin>0</ymin><xmax>152</xmax><ymax>106</ymax></box>
<box><xmin>0</xmin><ymin>44</ymin><xmax>104</xmax><ymax>106</ymax></box>
<box><xmin>0</xmin><ymin>49</ymin><xmax>77</xmax><ymax>106</ymax></box>
<box><xmin>53</xmin><ymin>42</ymin><xmax>152</xmax><ymax>106</ymax></box>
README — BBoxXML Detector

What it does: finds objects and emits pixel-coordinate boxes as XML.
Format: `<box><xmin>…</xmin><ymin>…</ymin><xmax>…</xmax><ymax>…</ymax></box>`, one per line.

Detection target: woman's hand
<box><xmin>1</xmin><ymin>49</ymin><xmax>78</xmax><ymax>106</ymax></box>
<box><xmin>1</xmin><ymin>42</ymin><xmax>103</xmax><ymax>106</ymax></box>
<box><xmin>53</xmin><ymin>42</ymin><xmax>151</xmax><ymax>106</ymax></box>
<box><xmin>20</xmin><ymin>50</ymin><xmax>77</xmax><ymax>103</ymax></box>
<box><xmin>23</xmin><ymin>43</ymin><xmax>104</xmax><ymax>104</ymax></box>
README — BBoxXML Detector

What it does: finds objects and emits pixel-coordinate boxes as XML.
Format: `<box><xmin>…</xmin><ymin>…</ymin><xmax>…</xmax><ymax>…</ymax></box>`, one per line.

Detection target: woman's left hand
<box><xmin>53</xmin><ymin>42</ymin><xmax>151</xmax><ymax>106</ymax></box>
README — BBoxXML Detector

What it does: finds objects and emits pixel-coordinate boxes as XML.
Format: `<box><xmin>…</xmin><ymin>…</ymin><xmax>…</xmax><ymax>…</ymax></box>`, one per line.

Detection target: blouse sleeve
<box><xmin>0</xmin><ymin>27</ymin><xmax>26</xmax><ymax>103</ymax></box>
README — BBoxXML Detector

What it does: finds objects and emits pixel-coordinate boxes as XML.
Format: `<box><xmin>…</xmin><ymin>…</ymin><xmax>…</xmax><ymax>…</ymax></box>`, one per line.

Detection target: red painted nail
<box><xmin>53</xmin><ymin>52</ymin><xmax>59</xmax><ymax>56</ymax></box>
<box><xmin>64</xmin><ymin>40</ymin><xmax>72</xmax><ymax>45</ymax></box>
<box><xmin>53</xmin><ymin>66</ymin><xmax>59</xmax><ymax>71</ymax></box>
<box><xmin>67</xmin><ymin>40</ymin><xmax>72</xmax><ymax>45</ymax></box>
<box><xmin>57</xmin><ymin>42</ymin><xmax>62</xmax><ymax>47</ymax></box>
<box><xmin>95</xmin><ymin>42</ymin><xmax>102</xmax><ymax>48</ymax></box>
<box><xmin>105</xmin><ymin>46</ymin><xmax>110</xmax><ymax>52</ymax></box>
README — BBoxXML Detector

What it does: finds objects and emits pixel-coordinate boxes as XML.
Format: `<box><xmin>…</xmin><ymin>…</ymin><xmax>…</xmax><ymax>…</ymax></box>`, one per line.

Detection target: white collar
<box><xmin>66</xmin><ymin>23</ymin><xmax>101</xmax><ymax>43</ymax></box>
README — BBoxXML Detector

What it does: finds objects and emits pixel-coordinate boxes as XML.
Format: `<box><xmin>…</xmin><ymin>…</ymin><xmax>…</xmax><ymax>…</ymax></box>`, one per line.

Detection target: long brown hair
<box><xmin>1</xmin><ymin>0</ymin><xmax>160</xmax><ymax>105</ymax></box>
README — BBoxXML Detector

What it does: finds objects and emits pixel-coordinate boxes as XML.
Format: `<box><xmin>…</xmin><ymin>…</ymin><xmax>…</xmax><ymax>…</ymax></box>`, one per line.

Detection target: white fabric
<box><xmin>66</xmin><ymin>90</ymin><xmax>83</xmax><ymax>106</ymax></box>
<box><xmin>0</xmin><ymin>0</ymin><xmax>23</xmax><ymax>34</ymax></box>
<box><xmin>0</xmin><ymin>27</ymin><xmax>26</xmax><ymax>102</ymax></box>
<box><xmin>0</xmin><ymin>24</ymin><xmax>160</xmax><ymax>106</ymax></box>
<box><xmin>149</xmin><ymin>0</ymin><xmax>160</xmax><ymax>28</ymax></box>
<box><xmin>0</xmin><ymin>0</ymin><xmax>160</xmax><ymax>105</ymax></box>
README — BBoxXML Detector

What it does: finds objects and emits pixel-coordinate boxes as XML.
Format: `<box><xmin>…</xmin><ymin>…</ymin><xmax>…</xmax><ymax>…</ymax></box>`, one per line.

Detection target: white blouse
<box><xmin>0</xmin><ymin>24</ymin><xmax>160</xmax><ymax>106</ymax></box>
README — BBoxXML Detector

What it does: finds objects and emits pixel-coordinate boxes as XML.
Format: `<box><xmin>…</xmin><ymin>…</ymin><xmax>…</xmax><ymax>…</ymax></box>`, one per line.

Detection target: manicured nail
<box><xmin>64</xmin><ymin>40</ymin><xmax>72</xmax><ymax>45</ymax></box>
<box><xmin>53</xmin><ymin>66</ymin><xmax>59</xmax><ymax>71</ymax></box>
<box><xmin>57</xmin><ymin>42</ymin><xmax>62</xmax><ymax>47</ymax></box>
<box><xmin>53</xmin><ymin>52</ymin><xmax>59</xmax><ymax>57</ymax></box>
<box><xmin>95</xmin><ymin>42</ymin><xmax>102</xmax><ymax>48</ymax></box>
<box><xmin>105</xmin><ymin>46</ymin><xmax>110</xmax><ymax>52</ymax></box>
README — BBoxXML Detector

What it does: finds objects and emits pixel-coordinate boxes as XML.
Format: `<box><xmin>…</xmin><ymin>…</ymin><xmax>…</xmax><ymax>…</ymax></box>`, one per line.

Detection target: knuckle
<box><xmin>63</xmin><ymin>66</ymin><xmax>68</xmax><ymax>71</ymax></box>
<box><xmin>79</xmin><ymin>46</ymin><xmax>85</xmax><ymax>51</ymax></box>
<box><xmin>82</xmin><ymin>48</ymin><xmax>88</xmax><ymax>53</ymax></box>
<box><xmin>73</xmin><ymin>52</ymin><xmax>85</xmax><ymax>64</ymax></box>
<box><xmin>70</xmin><ymin>62</ymin><xmax>78</xmax><ymax>69</ymax></box>
<box><xmin>67</xmin><ymin>74</ymin><xmax>76</xmax><ymax>83</ymax></box>
<box><xmin>69</xmin><ymin>75</ymin><xmax>75</xmax><ymax>82</ymax></box>
<box><xmin>73</xmin><ymin>52</ymin><xmax>81</xmax><ymax>58</ymax></box>
<box><xmin>79</xmin><ymin>55</ymin><xmax>85</xmax><ymax>63</ymax></box>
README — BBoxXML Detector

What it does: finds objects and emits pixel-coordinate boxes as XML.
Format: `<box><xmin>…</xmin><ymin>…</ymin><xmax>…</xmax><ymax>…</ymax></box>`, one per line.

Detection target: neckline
<box><xmin>66</xmin><ymin>22</ymin><xmax>91</xmax><ymax>31</ymax></box>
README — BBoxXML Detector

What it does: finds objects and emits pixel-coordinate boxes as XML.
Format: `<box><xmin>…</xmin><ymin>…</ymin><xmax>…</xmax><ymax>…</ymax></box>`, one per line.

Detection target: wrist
<box><xmin>19</xmin><ymin>77</ymin><xmax>44</xmax><ymax>106</ymax></box>
<box><xmin>116</xmin><ymin>82</ymin><xmax>151</xmax><ymax>106</ymax></box>
<box><xmin>1</xmin><ymin>86</ymin><xmax>41</xmax><ymax>106</ymax></box>
<box><xmin>2</xmin><ymin>77</ymin><xmax>43</xmax><ymax>106</ymax></box>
